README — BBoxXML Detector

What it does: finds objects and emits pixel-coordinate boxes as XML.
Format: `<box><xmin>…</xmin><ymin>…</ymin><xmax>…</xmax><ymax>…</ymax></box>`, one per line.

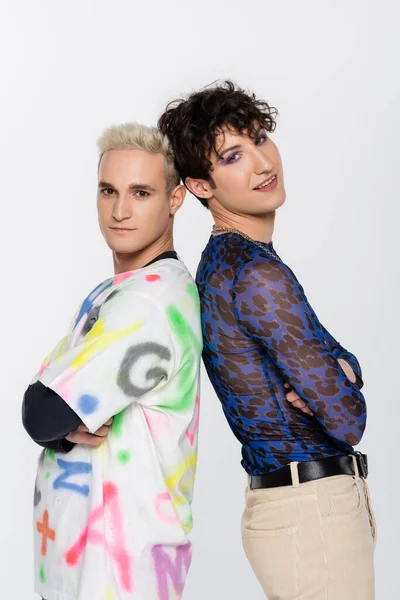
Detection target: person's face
<box><xmin>97</xmin><ymin>149</ymin><xmax>184</xmax><ymax>255</ymax></box>
<box><xmin>187</xmin><ymin>127</ymin><xmax>285</xmax><ymax>216</ymax></box>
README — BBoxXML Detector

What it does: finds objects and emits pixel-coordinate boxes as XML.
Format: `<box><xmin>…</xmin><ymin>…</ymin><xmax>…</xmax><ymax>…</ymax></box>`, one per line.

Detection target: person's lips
<box><xmin>253</xmin><ymin>174</ymin><xmax>278</xmax><ymax>192</ymax></box>
<box><xmin>110</xmin><ymin>227</ymin><xmax>136</xmax><ymax>233</ymax></box>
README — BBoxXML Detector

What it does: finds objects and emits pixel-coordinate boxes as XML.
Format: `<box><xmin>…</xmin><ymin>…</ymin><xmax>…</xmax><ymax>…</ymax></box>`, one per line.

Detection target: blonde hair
<box><xmin>97</xmin><ymin>122</ymin><xmax>180</xmax><ymax>194</ymax></box>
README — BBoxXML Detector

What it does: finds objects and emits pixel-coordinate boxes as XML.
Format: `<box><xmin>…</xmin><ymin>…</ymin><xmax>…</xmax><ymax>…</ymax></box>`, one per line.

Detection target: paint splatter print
<box><xmin>31</xmin><ymin>259</ymin><xmax>202</xmax><ymax>600</ymax></box>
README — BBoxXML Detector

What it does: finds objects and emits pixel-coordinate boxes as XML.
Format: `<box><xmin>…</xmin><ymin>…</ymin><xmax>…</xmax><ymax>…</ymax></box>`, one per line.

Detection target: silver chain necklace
<box><xmin>211</xmin><ymin>225</ymin><xmax>281</xmax><ymax>262</ymax></box>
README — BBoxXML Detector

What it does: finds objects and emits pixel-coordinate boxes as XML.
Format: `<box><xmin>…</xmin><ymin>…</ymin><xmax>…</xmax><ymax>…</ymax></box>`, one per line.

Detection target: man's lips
<box><xmin>254</xmin><ymin>174</ymin><xmax>278</xmax><ymax>192</ymax></box>
<box><xmin>110</xmin><ymin>227</ymin><xmax>136</xmax><ymax>232</ymax></box>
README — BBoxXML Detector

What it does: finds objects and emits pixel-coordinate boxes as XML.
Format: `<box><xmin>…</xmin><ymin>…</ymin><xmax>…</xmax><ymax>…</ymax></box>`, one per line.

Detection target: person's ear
<box><xmin>185</xmin><ymin>177</ymin><xmax>213</xmax><ymax>200</ymax></box>
<box><xmin>169</xmin><ymin>184</ymin><xmax>186</xmax><ymax>216</ymax></box>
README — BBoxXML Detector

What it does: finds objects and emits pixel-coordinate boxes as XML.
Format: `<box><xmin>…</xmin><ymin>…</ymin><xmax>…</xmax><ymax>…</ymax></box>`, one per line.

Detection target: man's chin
<box><xmin>112</xmin><ymin>246</ymin><xmax>145</xmax><ymax>256</ymax></box>
<box><xmin>106</xmin><ymin>240</ymin><xmax>145</xmax><ymax>256</ymax></box>
<box><xmin>258</xmin><ymin>189</ymin><xmax>286</xmax><ymax>213</ymax></box>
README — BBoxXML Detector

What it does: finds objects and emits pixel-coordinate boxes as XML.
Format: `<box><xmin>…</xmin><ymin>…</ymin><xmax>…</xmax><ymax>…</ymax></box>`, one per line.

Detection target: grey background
<box><xmin>0</xmin><ymin>0</ymin><xmax>397</xmax><ymax>597</ymax></box>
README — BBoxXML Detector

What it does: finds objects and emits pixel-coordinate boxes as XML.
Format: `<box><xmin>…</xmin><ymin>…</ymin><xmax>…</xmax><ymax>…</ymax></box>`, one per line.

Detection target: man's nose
<box><xmin>112</xmin><ymin>194</ymin><xmax>132</xmax><ymax>221</ymax></box>
<box><xmin>253</xmin><ymin>148</ymin><xmax>274</xmax><ymax>174</ymax></box>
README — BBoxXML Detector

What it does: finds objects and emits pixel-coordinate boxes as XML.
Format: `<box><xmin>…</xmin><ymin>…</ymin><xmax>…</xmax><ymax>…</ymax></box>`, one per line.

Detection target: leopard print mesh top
<box><xmin>196</xmin><ymin>233</ymin><xmax>366</xmax><ymax>475</ymax></box>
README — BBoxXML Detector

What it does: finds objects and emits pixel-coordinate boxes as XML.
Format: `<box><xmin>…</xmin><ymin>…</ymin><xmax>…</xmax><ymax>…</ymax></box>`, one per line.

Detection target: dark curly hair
<box><xmin>158</xmin><ymin>80</ymin><xmax>278</xmax><ymax>208</ymax></box>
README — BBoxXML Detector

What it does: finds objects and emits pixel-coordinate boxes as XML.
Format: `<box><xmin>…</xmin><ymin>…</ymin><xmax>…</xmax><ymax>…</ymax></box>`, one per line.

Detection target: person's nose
<box><xmin>253</xmin><ymin>147</ymin><xmax>274</xmax><ymax>175</ymax></box>
<box><xmin>112</xmin><ymin>193</ymin><xmax>132</xmax><ymax>222</ymax></box>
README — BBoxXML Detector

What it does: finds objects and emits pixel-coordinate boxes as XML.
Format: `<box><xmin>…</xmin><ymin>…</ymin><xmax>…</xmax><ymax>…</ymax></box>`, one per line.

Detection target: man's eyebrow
<box><xmin>98</xmin><ymin>181</ymin><xmax>156</xmax><ymax>192</ymax></box>
<box><xmin>128</xmin><ymin>183</ymin><xmax>156</xmax><ymax>192</ymax></box>
<box><xmin>216</xmin><ymin>127</ymin><xmax>265</xmax><ymax>159</ymax></box>
<box><xmin>98</xmin><ymin>180</ymin><xmax>115</xmax><ymax>188</ymax></box>
<box><xmin>217</xmin><ymin>144</ymin><xmax>242</xmax><ymax>159</ymax></box>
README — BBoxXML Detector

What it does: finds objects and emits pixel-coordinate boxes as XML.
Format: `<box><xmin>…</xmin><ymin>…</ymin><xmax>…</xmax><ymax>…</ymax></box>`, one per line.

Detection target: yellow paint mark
<box><xmin>40</xmin><ymin>336</ymin><xmax>70</xmax><ymax>373</ymax></box>
<box><xmin>165</xmin><ymin>454</ymin><xmax>197</xmax><ymax>490</ymax></box>
<box><xmin>170</xmin><ymin>482</ymin><xmax>194</xmax><ymax>534</ymax></box>
<box><xmin>55</xmin><ymin>336</ymin><xmax>68</xmax><ymax>360</ymax></box>
<box><xmin>86</xmin><ymin>318</ymin><xmax>105</xmax><ymax>340</ymax></box>
<box><xmin>180</xmin><ymin>297</ymin><xmax>189</xmax><ymax>310</ymax></box>
<box><xmin>104</xmin><ymin>585</ymin><xmax>114</xmax><ymax>600</ymax></box>
<box><xmin>71</xmin><ymin>320</ymin><xmax>143</xmax><ymax>369</ymax></box>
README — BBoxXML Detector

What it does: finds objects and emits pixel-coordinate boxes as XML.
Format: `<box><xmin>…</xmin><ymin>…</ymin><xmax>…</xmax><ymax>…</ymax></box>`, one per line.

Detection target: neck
<box><xmin>112</xmin><ymin>230</ymin><xmax>174</xmax><ymax>275</ymax></box>
<box><xmin>211</xmin><ymin>206</ymin><xmax>276</xmax><ymax>244</ymax></box>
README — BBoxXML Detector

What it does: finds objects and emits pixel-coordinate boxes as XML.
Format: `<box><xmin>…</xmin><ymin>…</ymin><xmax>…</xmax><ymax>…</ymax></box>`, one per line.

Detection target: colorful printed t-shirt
<box><xmin>32</xmin><ymin>258</ymin><xmax>202</xmax><ymax>600</ymax></box>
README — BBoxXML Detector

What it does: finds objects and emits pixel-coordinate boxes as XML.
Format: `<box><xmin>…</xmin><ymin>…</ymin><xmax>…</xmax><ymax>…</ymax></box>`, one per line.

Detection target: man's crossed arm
<box><xmin>22</xmin><ymin>381</ymin><xmax>112</xmax><ymax>452</ymax></box>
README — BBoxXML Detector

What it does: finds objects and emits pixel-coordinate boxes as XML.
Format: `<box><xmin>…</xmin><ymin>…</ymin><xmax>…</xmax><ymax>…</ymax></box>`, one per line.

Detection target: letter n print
<box><xmin>152</xmin><ymin>543</ymin><xmax>192</xmax><ymax>600</ymax></box>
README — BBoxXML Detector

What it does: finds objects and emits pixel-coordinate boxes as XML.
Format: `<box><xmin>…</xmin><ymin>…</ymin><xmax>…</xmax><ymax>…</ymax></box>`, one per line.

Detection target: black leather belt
<box><xmin>250</xmin><ymin>453</ymin><xmax>368</xmax><ymax>490</ymax></box>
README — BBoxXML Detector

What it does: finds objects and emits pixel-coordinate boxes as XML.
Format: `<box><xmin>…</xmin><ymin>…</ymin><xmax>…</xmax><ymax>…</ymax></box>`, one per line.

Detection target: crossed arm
<box><xmin>22</xmin><ymin>382</ymin><xmax>113</xmax><ymax>451</ymax></box>
<box><xmin>233</xmin><ymin>259</ymin><xmax>366</xmax><ymax>445</ymax></box>
<box><xmin>22</xmin><ymin>288</ymin><xmax>175</xmax><ymax>452</ymax></box>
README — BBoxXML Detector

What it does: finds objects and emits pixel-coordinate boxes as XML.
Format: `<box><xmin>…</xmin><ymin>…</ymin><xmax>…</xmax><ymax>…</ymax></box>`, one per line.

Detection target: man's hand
<box><xmin>284</xmin><ymin>383</ymin><xmax>314</xmax><ymax>416</ymax></box>
<box><xmin>338</xmin><ymin>358</ymin><xmax>356</xmax><ymax>383</ymax></box>
<box><xmin>66</xmin><ymin>417</ymin><xmax>113</xmax><ymax>447</ymax></box>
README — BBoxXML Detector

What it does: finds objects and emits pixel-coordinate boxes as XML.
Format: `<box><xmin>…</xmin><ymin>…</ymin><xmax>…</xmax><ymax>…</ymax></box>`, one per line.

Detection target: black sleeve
<box><xmin>34</xmin><ymin>437</ymin><xmax>76</xmax><ymax>453</ymax></box>
<box><xmin>22</xmin><ymin>381</ymin><xmax>82</xmax><ymax>451</ymax></box>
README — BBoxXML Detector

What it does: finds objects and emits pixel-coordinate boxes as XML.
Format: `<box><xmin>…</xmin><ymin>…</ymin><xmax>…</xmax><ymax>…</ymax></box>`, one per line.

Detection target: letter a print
<box><xmin>65</xmin><ymin>482</ymin><xmax>133</xmax><ymax>592</ymax></box>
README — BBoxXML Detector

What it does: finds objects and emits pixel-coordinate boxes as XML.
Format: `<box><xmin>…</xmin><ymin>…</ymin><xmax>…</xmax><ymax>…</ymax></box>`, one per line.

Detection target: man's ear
<box><xmin>185</xmin><ymin>177</ymin><xmax>213</xmax><ymax>200</ymax></box>
<box><xmin>169</xmin><ymin>184</ymin><xmax>186</xmax><ymax>216</ymax></box>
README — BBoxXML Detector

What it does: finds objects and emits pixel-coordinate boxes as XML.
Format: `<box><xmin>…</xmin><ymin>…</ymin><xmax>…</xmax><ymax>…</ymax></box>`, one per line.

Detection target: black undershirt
<box><xmin>22</xmin><ymin>251</ymin><xmax>178</xmax><ymax>453</ymax></box>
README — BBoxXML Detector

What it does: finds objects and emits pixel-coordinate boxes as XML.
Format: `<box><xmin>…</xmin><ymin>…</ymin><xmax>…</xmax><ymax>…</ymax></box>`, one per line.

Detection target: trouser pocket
<box><xmin>362</xmin><ymin>479</ymin><xmax>377</xmax><ymax>545</ymax></box>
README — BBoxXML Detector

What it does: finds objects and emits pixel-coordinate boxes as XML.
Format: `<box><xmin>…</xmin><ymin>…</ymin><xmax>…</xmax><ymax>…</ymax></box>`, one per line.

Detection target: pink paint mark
<box><xmin>144</xmin><ymin>410</ymin><xmax>169</xmax><ymax>436</ymax></box>
<box><xmin>185</xmin><ymin>396</ymin><xmax>200</xmax><ymax>446</ymax></box>
<box><xmin>152</xmin><ymin>543</ymin><xmax>192</xmax><ymax>600</ymax></box>
<box><xmin>38</xmin><ymin>362</ymin><xmax>48</xmax><ymax>376</ymax></box>
<box><xmin>155</xmin><ymin>492</ymin><xmax>179</xmax><ymax>524</ymax></box>
<box><xmin>65</xmin><ymin>482</ymin><xmax>133</xmax><ymax>593</ymax></box>
<box><xmin>55</xmin><ymin>382</ymin><xmax>72</xmax><ymax>404</ymax></box>
<box><xmin>145</xmin><ymin>274</ymin><xmax>161</xmax><ymax>282</ymax></box>
<box><xmin>113</xmin><ymin>271</ymin><xmax>134</xmax><ymax>286</ymax></box>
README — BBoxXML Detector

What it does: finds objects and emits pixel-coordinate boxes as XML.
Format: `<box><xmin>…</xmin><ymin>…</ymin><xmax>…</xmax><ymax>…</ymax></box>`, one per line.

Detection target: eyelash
<box><xmin>222</xmin><ymin>133</ymin><xmax>268</xmax><ymax>165</ymax></box>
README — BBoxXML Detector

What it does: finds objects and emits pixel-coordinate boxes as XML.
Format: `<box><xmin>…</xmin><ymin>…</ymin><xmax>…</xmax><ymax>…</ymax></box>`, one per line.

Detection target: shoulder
<box><xmin>232</xmin><ymin>255</ymin><xmax>306</xmax><ymax>317</ymax></box>
<box><xmin>204</xmin><ymin>234</ymin><xmax>255</xmax><ymax>265</ymax></box>
<box><xmin>234</xmin><ymin>256</ymin><xmax>293</xmax><ymax>291</ymax></box>
<box><xmin>113</xmin><ymin>260</ymin><xmax>197</xmax><ymax>307</ymax></box>
<box><xmin>197</xmin><ymin>235</ymin><xmax>256</xmax><ymax>288</ymax></box>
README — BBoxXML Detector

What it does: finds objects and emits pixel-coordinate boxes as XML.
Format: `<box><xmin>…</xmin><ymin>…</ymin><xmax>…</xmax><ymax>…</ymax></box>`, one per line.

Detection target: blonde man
<box><xmin>23</xmin><ymin>124</ymin><xmax>202</xmax><ymax>600</ymax></box>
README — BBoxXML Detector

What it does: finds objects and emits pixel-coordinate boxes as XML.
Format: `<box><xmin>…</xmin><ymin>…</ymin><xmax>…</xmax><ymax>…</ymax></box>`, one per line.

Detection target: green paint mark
<box><xmin>167</xmin><ymin>305</ymin><xmax>202</xmax><ymax>355</ymax></box>
<box><xmin>39</xmin><ymin>565</ymin><xmax>46</xmax><ymax>584</ymax></box>
<box><xmin>45</xmin><ymin>472</ymin><xmax>51</xmax><ymax>480</ymax></box>
<box><xmin>45</xmin><ymin>449</ymin><xmax>56</xmax><ymax>462</ymax></box>
<box><xmin>117</xmin><ymin>450</ymin><xmax>131</xmax><ymax>464</ymax></box>
<box><xmin>164</xmin><ymin>305</ymin><xmax>202</xmax><ymax>411</ymax></box>
<box><xmin>112</xmin><ymin>409</ymin><xmax>126</xmax><ymax>438</ymax></box>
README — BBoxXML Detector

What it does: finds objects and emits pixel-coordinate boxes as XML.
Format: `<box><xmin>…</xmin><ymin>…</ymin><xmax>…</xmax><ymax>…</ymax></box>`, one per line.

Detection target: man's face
<box><xmin>206</xmin><ymin>128</ymin><xmax>286</xmax><ymax>216</ymax></box>
<box><xmin>97</xmin><ymin>149</ymin><xmax>175</xmax><ymax>255</ymax></box>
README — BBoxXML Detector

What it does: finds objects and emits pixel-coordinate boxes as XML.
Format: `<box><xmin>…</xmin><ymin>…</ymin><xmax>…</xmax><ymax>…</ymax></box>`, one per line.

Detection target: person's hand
<box><xmin>337</xmin><ymin>358</ymin><xmax>356</xmax><ymax>383</ymax></box>
<box><xmin>66</xmin><ymin>417</ymin><xmax>113</xmax><ymax>446</ymax></box>
<box><xmin>284</xmin><ymin>383</ymin><xmax>314</xmax><ymax>416</ymax></box>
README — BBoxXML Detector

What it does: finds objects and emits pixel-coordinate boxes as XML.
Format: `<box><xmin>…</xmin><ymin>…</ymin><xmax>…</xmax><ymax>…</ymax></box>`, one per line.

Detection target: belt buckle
<box><xmin>355</xmin><ymin>452</ymin><xmax>368</xmax><ymax>479</ymax></box>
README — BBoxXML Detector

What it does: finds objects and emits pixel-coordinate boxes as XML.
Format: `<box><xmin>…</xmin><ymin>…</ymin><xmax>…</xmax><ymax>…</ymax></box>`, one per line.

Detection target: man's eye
<box><xmin>221</xmin><ymin>152</ymin><xmax>241</xmax><ymax>165</ymax></box>
<box><xmin>255</xmin><ymin>134</ymin><xmax>268</xmax><ymax>146</ymax></box>
<box><xmin>101</xmin><ymin>188</ymin><xmax>115</xmax><ymax>196</ymax></box>
<box><xmin>135</xmin><ymin>191</ymin><xmax>149</xmax><ymax>198</ymax></box>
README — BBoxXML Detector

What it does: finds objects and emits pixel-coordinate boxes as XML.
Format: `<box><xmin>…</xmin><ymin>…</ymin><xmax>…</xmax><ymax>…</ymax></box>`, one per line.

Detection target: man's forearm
<box><xmin>22</xmin><ymin>381</ymin><xmax>82</xmax><ymax>447</ymax></box>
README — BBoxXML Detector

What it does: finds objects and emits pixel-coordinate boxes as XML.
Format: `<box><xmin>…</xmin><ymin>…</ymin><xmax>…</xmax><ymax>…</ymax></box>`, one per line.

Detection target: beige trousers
<box><xmin>241</xmin><ymin>465</ymin><xmax>376</xmax><ymax>600</ymax></box>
